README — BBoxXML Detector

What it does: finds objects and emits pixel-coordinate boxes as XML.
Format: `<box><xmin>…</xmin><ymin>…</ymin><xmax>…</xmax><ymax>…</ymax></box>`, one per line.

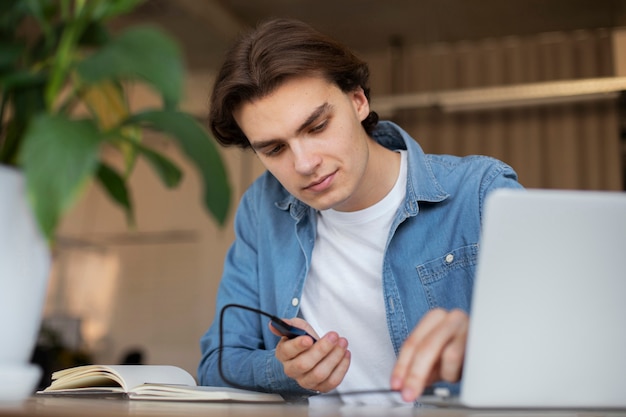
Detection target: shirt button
<box><xmin>291</xmin><ymin>298</ymin><xmax>299</xmax><ymax>307</ymax></box>
<box><xmin>445</xmin><ymin>253</ymin><xmax>454</xmax><ymax>264</ymax></box>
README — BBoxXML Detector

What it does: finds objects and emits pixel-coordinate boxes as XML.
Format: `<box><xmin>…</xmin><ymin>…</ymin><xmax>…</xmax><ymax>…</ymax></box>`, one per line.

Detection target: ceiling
<box><xmin>112</xmin><ymin>0</ymin><xmax>626</xmax><ymax>71</ymax></box>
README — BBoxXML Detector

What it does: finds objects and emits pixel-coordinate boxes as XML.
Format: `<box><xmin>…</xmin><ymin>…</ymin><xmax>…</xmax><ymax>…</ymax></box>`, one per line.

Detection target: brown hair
<box><xmin>208</xmin><ymin>18</ymin><xmax>379</xmax><ymax>148</ymax></box>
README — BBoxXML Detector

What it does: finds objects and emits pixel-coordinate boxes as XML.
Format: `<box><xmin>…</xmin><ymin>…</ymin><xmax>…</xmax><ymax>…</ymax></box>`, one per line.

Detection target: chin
<box><xmin>296</xmin><ymin>194</ymin><xmax>333</xmax><ymax>211</ymax></box>
<box><xmin>297</xmin><ymin>186</ymin><xmax>352</xmax><ymax>211</ymax></box>
<box><xmin>301</xmin><ymin>200</ymin><xmax>331</xmax><ymax>211</ymax></box>
<box><xmin>308</xmin><ymin>196</ymin><xmax>351</xmax><ymax>212</ymax></box>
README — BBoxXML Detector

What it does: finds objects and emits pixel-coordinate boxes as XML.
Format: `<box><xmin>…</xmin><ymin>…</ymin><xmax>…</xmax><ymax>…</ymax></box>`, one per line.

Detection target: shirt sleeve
<box><xmin>197</xmin><ymin>187</ymin><xmax>315</xmax><ymax>401</ymax></box>
<box><xmin>477</xmin><ymin>158</ymin><xmax>525</xmax><ymax>220</ymax></box>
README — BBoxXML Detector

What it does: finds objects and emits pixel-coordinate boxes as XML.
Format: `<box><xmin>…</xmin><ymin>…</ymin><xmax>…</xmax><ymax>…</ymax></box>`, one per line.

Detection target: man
<box><xmin>198</xmin><ymin>18</ymin><xmax>523</xmax><ymax>405</ymax></box>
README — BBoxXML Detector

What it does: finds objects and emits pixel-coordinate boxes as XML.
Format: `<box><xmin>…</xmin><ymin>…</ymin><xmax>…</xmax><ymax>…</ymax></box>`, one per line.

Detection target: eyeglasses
<box><xmin>217</xmin><ymin>303</ymin><xmax>314</xmax><ymax>391</ymax></box>
<box><xmin>217</xmin><ymin>303</ymin><xmax>437</xmax><ymax>401</ymax></box>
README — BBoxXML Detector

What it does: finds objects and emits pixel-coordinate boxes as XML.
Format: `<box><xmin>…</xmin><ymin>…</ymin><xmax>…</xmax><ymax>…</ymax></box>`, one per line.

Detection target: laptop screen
<box><xmin>460</xmin><ymin>188</ymin><xmax>626</xmax><ymax>408</ymax></box>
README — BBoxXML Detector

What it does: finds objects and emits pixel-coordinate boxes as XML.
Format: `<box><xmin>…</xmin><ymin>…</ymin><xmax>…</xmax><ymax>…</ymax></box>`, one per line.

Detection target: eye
<box><xmin>309</xmin><ymin>120</ymin><xmax>328</xmax><ymax>134</ymax></box>
<box><xmin>264</xmin><ymin>144</ymin><xmax>285</xmax><ymax>157</ymax></box>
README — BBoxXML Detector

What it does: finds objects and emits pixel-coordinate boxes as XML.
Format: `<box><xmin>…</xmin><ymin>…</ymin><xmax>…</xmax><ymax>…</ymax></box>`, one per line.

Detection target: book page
<box><xmin>129</xmin><ymin>385</ymin><xmax>284</xmax><ymax>403</ymax></box>
<box><xmin>45</xmin><ymin>365</ymin><xmax>196</xmax><ymax>392</ymax></box>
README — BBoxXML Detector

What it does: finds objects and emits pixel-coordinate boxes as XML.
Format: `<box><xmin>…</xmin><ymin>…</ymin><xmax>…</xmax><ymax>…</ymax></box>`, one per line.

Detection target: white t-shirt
<box><xmin>301</xmin><ymin>151</ymin><xmax>408</xmax><ymax>405</ymax></box>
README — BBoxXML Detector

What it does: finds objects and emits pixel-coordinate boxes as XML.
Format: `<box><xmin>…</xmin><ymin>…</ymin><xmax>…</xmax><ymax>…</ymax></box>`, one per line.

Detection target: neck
<box><xmin>368</xmin><ymin>140</ymin><xmax>402</xmax><ymax>200</ymax></box>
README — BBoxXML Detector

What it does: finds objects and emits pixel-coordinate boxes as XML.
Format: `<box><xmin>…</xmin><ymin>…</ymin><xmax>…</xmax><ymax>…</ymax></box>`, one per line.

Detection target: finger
<box><xmin>298</xmin><ymin>335</ymin><xmax>350</xmax><ymax>392</ymax></box>
<box><xmin>275</xmin><ymin>333</ymin><xmax>315</xmax><ymax>362</ymax></box>
<box><xmin>269</xmin><ymin>322</ymin><xmax>284</xmax><ymax>338</ymax></box>
<box><xmin>391</xmin><ymin>309</ymin><xmax>448</xmax><ymax>388</ymax></box>
<box><xmin>312</xmin><ymin>346</ymin><xmax>351</xmax><ymax>392</ymax></box>
<box><xmin>288</xmin><ymin>318</ymin><xmax>320</xmax><ymax>338</ymax></box>
<box><xmin>401</xmin><ymin>310</ymin><xmax>467</xmax><ymax>401</ymax></box>
<box><xmin>438</xmin><ymin>313</ymin><xmax>468</xmax><ymax>381</ymax></box>
<box><xmin>283</xmin><ymin>331</ymin><xmax>342</xmax><ymax>376</ymax></box>
<box><xmin>282</xmin><ymin>332</ymin><xmax>347</xmax><ymax>388</ymax></box>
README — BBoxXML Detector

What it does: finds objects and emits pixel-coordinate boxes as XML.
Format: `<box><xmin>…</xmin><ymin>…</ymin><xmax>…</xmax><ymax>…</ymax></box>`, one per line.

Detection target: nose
<box><xmin>292</xmin><ymin>141</ymin><xmax>322</xmax><ymax>176</ymax></box>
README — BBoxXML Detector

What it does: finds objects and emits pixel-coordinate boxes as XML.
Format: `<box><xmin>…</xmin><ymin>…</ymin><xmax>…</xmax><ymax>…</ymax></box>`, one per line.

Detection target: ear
<box><xmin>350</xmin><ymin>87</ymin><xmax>370</xmax><ymax>122</ymax></box>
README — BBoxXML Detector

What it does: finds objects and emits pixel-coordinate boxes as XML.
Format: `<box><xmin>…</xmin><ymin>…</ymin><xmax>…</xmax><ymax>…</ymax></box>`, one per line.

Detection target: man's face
<box><xmin>234</xmin><ymin>76</ymin><xmax>375</xmax><ymax>212</ymax></box>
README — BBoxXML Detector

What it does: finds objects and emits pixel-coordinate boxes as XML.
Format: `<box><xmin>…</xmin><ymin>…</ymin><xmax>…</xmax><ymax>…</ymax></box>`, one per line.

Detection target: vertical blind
<box><xmin>365</xmin><ymin>28</ymin><xmax>623</xmax><ymax>190</ymax></box>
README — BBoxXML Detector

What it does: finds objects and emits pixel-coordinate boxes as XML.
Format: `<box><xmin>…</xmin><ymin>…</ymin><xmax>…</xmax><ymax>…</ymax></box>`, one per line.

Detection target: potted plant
<box><xmin>0</xmin><ymin>0</ymin><xmax>231</xmax><ymax>400</ymax></box>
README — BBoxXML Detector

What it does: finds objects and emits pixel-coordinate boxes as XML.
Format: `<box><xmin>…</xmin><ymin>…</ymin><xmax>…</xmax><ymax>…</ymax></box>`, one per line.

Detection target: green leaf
<box><xmin>96</xmin><ymin>162</ymin><xmax>134</xmax><ymax>225</ymax></box>
<box><xmin>90</xmin><ymin>0</ymin><xmax>146</xmax><ymax>21</ymax></box>
<box><xmin>133</xmin><ymin>143</ymin><xmax>183</xmax><ymax>188</ymax></box>
<box><xmin>19</xmin><ymin>114</ymin><xmax>102</xmax><ymax>240</ymax></box>
<box><xmin>126</xmin><ymin>110</ymin><xmax>231</xmax><ymax>225</ymax></box>
<box><xmin>76</xmin><ymin>26</ymin><xmax>184</xmax><ymax>107</ymax></box>
<box><xmin>0</xmin><ymin>70</ymin><xmax>46</xmax><ymax>92</ymax></box>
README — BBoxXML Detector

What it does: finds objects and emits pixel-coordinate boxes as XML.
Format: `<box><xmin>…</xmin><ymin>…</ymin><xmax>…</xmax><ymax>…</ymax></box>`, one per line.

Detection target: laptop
<box><xmin>422</xmin><ymin>188</ymin><xmax>626</xmax><ymax>409</ymax></box>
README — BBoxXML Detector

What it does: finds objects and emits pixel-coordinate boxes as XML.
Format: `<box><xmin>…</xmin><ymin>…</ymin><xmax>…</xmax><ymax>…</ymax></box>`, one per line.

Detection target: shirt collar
<box><xmin>371</xmin><ymin>121</ymin><xmax>449</xmax><ymax>205</ymax></box>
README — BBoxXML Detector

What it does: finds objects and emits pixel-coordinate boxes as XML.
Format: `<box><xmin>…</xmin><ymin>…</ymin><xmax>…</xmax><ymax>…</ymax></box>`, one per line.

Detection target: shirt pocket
<box><xmin>416</xmin><ymin>244</ymin><xmax>479</xmax><ymax>311</ymax></box>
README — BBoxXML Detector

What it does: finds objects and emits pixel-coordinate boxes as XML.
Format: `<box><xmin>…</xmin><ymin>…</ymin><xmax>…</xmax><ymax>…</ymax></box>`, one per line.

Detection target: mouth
<box><xmin>304</xmin><ymin>171</ymin><xmax>337</xmax><ymax>193</ymax></box>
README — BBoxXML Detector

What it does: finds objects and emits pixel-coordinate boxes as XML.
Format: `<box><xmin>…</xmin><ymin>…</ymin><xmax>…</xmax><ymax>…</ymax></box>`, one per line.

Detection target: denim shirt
<box><xmin>198</xmin><ymin>121</ymin><xmax>523</xmax><ymax>399</ymax></box>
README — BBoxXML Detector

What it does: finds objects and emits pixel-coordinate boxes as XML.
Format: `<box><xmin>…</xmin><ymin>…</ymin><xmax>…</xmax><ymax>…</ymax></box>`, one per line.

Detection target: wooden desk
<box><xmin>1</xmin><ymin>397</ymin><xmax>625</xmax><ymax>417</ymax></box>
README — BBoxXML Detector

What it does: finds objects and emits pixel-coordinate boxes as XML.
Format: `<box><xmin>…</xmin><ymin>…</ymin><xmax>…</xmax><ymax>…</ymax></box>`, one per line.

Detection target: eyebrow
<box><xmin>295</xmin><ymin>102</ymin><xmax>332</xmax><ymax>135</ymax></box>
<box><xmin>250</xmin><ymin>102</ymin><xmax>333</xmax><ymax>152</ymax></box>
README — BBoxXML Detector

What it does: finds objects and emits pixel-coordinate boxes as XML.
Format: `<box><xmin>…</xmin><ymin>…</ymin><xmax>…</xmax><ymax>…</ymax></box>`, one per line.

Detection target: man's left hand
<box><xmin>390</xmin><ymin>308</ymin><xmax>469</xmax><ymax>402</ymax></box>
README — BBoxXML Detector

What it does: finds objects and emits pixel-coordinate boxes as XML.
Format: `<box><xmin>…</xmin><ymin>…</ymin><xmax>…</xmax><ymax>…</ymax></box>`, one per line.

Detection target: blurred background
<box><xmin>37</xmin><ymin>0</ymin><xmax>626</xmax><ymax>385</ymax></box>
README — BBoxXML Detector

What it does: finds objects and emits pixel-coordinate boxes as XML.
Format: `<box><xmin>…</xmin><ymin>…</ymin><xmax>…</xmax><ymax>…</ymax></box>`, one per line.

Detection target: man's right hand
<box><xmin>270</xmin><ymin>318</ymin><xmax>351</xmax><ymax>392</ymax></box>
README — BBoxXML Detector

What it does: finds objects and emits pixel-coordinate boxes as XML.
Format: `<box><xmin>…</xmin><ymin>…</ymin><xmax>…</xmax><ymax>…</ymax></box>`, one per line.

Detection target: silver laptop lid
<box><xmin>461</xmin><ymin>188</ymin><xmax>626</xmax><ymax>408</ymax></box>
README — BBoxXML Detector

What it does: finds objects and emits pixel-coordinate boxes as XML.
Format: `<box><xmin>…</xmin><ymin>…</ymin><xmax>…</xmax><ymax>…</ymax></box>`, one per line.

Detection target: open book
<box><xmin>36</xmin><ymin>365</ymin><xmax>284</xmax><ymax>403</ymax></box>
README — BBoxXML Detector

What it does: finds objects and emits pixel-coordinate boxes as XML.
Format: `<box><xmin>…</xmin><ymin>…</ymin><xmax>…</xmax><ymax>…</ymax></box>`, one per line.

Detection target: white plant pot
<box><xmin>0</xmin><ymin>165</ymin><xmax>51</xmax><ymax>401</ymax></box>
